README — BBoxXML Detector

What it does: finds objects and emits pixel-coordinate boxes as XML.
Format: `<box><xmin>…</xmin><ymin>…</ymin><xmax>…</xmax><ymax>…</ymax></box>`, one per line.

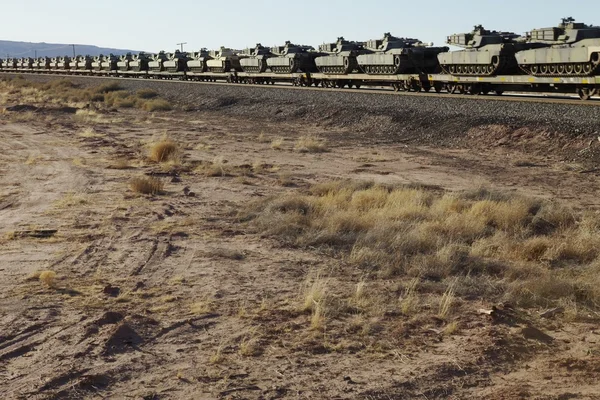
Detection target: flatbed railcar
<box><xmin>1</xmin><ymin>65</ymin><xmax>598</xmax><ymax>100</ymax></box>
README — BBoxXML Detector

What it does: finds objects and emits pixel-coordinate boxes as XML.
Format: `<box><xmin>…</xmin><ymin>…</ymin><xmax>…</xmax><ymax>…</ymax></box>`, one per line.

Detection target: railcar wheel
<box><xmin>578</xmin><ymin>87</ymin><xmax>595</xmax><ymax>100</ymax></box>
<box><xmin>495</xmin><ymin>90</ymin><xmax>504</xmax><ymax>96</ymax></box>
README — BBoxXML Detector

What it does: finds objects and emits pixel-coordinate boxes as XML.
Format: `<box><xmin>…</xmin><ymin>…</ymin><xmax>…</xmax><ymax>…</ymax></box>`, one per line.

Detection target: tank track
<box><xmin>361</xmin><ymin>65</ymin><xmax>401</xmax><ymax>75</ymax></box>
<box><xmin>442</xmin><ymin>56</ymin><xmax>521</xmax><ymax>76</ymax></box>
<box><xmin>520</xmin><ymin>61</ymin><xmax>600</xmax><ymax>77</ymax></box>
<box><xmin>188</xmin><ymin>66</ymin><xmax>207</xmax><ymax>73</ymax></box>
<box><xmin>318</xmin><ymin>65</ymin><xmax>353</xmax><ymax>74</ymax></box>
<box><xmin>270</xmin><ymin>65</ymin><xmax>300</xmax><ymax>74</ymax></box>
<box><xmin>241</xmin><ymin>62</ymin><xmax>268</xmax><ymax>73</ymax></box>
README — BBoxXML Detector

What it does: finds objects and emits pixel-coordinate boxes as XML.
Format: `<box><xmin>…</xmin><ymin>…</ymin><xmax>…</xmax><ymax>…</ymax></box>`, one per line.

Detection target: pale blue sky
<box><xmin>3</xmin><ymin>1</ymin><xmax>599</xmax><ymax>52</ymax></box>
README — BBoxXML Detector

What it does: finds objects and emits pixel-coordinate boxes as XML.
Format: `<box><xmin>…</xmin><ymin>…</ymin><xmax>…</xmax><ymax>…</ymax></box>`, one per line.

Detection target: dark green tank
<box><xmin>315</xmin><ymin>37</ymin><xmax>370</xmax><ymax>74</ymax></box>
<box><xmin>267</xmin><ymin>42</ymin><xmax>322</xmax><ymax>73</ymax></box>
<box><xmin>239</xmin><ymin>44</ymin><xmax>274</xmax><ymax>73</ymax></box>
<box><xmin>517</xmin><ymin>18</ymin><xmax>600</xmax><ymax>76</ymax></box>
<box><xmin>438</xmin><ymin>25</ymin><xmax>542</xmax><ymax>76</ymax></box>
<box><xmin>186</xmin><ymin>49</ymin><xmax>211</xmax><ymax>72</ymax></box>
<box><xmin>357</xmin><ymin>33</ymin><xmax>447</xmax><ymax>74</ymax></box>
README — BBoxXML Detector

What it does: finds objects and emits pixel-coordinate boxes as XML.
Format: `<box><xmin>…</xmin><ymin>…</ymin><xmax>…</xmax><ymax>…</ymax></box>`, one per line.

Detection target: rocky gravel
<box><xmin>7</xmin><ymin>73</ymin><xmax>600</xmax><ymax>160</ymax></box>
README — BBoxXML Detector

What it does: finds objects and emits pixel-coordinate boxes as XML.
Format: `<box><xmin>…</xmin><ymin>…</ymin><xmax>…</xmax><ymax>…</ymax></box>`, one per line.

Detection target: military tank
<box><xmin>148</xmin><ymin>52</ymin><xmax>168</xmax><ymax>72</ymax></box>
<box><xmin>315</xmin><ymin>37</ymin><xmax>370</xmax><ymax>74</ymax></box>
<box><xmin>91</xmin><ymin>55</ymin><xmax>103</xmax><ymax>71</ymax></box>
<box><xmin>100</xmin><ymin>54</ymin><xmax>118</xmax><ymax>71</ymax></box>
<box><xmin>57</xmin><ymin>56</ymin><xmax>71</xmax><ymax>70</ymax></box>
<box><xmin>74</xmin><ymin>55</ymin><xmax>92</xmax><ymax>70</ymax></box>
<box><xmin>35</xmin><ymin>57</ymin><xmax>51</xmax><ymax>70</ymax></box>
<box><xmin>267</xmin><ymin>41</ymin><xmax>322</xmax><ymax>74</ymax></box>
<box><xmin>117</xmin><ymin>53</ymin><xmax>132</xmax><ymax>71</ymax></box>
<box><xmin>18</xmin><ymin>57</ymin><xmax>34</xmax><ymax>69</ymax></box>
<box><xmin>205</xmin><ymin>47</ymin><xmax>245</xmax><ymax>73</ymax></box>
<box><xmin>239</xmin><ymin>44</ymin><xmax>274</xmax><ymax>73</ymax></box>
<box><xmin>186</xmin><ymin>49</ymin><xmax>211</xmax><ymax>72</ymax></box>
<box><xmin>438</xmin><ymin>25</ymin><xmax>545</xmax><ymax>76</ymax></box>
<box><xmin>357</xmin><ymin>33</ymin><xmax>447</xmax><ymax>75</ymax></box>
<box><xmin>163</xmin><ymin>50</ymin><xmax>190</xmax><ymax>72</ymax></box>
<box><xmin>516</xmin><ymin>18</ymin><xmax>600</xmax><ymax>77</ymax></box>
<box><xmin>130</xmin><ymin>53</ymin><xmax>150</xmax><ymax>72</ymax></box>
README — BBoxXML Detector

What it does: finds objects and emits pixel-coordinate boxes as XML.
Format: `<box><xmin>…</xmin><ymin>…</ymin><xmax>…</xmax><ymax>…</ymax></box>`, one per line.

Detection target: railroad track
<box><xmin>3</xmin><ymin>71</ymin><xmax>600</xmax><ymax>107</ymax></box>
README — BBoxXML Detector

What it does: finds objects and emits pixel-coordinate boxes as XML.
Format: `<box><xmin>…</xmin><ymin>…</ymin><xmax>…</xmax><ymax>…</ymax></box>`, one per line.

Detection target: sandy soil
<box><xmin>1</xmin><ymin>101</ymin><xmax>600</xmax><ymax>399</ymax></box>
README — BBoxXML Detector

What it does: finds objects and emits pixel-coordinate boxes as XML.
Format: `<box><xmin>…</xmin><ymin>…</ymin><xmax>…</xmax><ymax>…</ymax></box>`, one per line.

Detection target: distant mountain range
<box><xmin>0</xmin><ymin>40</ymin><xmax>141</xmax><ymax>59</ymax></box>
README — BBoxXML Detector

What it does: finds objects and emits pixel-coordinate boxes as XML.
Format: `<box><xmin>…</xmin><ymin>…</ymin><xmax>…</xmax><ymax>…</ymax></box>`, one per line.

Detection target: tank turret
<box><xmin>239</xmin><ymin>44</ymin><xmax>274</xmax><ymax>73</ymax></box>
<box><xmin>205</xmin><ymin>47</ymin><xmax>245</xmax><ymax>73</ymax></box>
<box><xmin>357</xmin><ymin>33</ymin><xmax>447</xmax><ymax>74</ymax></box>
<box><xmin>57</xmin><ymin>56</ymin><xmax>71</xmax><ymax>70</ymax></box>
<box><xmin>516</xmin><ymin>18</ymin><xmax>600</xmax><ymax>76</ymax></box>
<box><xmin>91</xmin><ymin>55</ymin><xmax>103</xmax><ymax>71</ymax></box>
<box><xmin>100</xmin><ymin>54</ymin><xmax>118</xmax><ymax>71</ymax></box>
<box><xmin>267</xmin><ymin>41</ymin><xmax>322</xmax><ymax>74</ymax></box>
<box><xmin>315</xmin><ymin>37</ymin><xmax>370</xmax><ymax>74</ymax></box>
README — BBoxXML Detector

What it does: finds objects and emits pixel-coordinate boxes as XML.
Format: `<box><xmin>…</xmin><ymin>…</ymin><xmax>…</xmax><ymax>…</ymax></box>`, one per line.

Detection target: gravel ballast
<box><xmin>7</xmin><ymin>73</ymin><xmax>600</xmax><ymax>160</ymax></box>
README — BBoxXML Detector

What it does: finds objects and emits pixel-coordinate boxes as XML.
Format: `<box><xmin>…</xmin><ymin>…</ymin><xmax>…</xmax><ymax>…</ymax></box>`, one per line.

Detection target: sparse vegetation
<box><xmin>143</xmin><ymin>99</ymin><xmax>173</xmax><ymax>112</ymax></box>
<box><xmin>149</xmin><ymin>138</ymin><xmax>179</xmax><ymax>163</ymax></box>
<box><xmin>294</xmin><ymin>135</ymin><xmax>328</xmax><ymax>153</ymax></box>
<box><xmin>130</xmin><ymin>176</ymin><xmax>164</xmax><ymax>195</ymax></box>
<box><xmin>38</xmin><ymin>270</ymin><xmax>57</xmax><ymax>288</ymax></box>
<box><xmin>244</xmin><ymin>180</ymin><xmax>600</xmax><ymax>311</ymax></box>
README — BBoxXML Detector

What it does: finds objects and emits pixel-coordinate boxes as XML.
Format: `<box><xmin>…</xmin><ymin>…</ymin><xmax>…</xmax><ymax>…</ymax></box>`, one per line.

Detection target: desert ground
<box><xmin>1</xmin><ymin>76</ymin><xmax>600</xmax><ymax>399</ymax></box>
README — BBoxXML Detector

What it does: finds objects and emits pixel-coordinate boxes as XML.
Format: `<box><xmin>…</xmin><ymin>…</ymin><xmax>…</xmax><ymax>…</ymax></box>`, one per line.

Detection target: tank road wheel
<box><xmin>574</xmin><ymin>64</ymin><xmax>584</xmax><ymax>75</ymax></box>
<box><xmin>583</xmin><ymin>63</ymin><xmax>593</xmax><ymax>75</ymax></box>
<box><xmin>577</xmin><ymin>87</ymin><xmax>596</xmax><ymax>101</ymax></box>
<box><xmin>549</xmin><ymin>64</ymin><xmax>557</xmax><ymax>74</ymax></box>
<box><xmin>557</xmin><ymin>64</ymin><xmax>566</xmax><ymax>75</ymax></box>
<box><xmin>531</xmin><ymin>65</ymin><xmax>539</xmax><ymax>74</ymax></box>
<box><xmin>566</xmin><ymin>64</ymin><xmax>574</xmax><ymax>74</ymax></box>
<box><xmin>541</xmin><ymin>65</ymin><xmax>549</xmax><ymax>75</ymax></box>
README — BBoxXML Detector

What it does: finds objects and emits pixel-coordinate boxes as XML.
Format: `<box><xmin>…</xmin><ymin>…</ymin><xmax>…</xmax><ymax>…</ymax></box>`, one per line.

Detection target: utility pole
<box><xmin>34</xmin><ymin>50</ymin><xmax>37</xmax><ymax>58</ymax></box>
<box><xmin>176</xmin><ymin>42</ymin><xmax>187</xmax><ymax>52</ymax></box>
<box><xmin>71</xmin><ymin>44</ymin><xmax>76</xmax><ymax>58</ymax></box>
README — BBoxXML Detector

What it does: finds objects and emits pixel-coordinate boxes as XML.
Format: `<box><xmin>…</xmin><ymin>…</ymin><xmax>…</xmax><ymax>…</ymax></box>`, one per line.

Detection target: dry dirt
<box><xmin>1</xmin><ymin>86</ymin><xmax>600</xmax><ymax>399</ymax></box>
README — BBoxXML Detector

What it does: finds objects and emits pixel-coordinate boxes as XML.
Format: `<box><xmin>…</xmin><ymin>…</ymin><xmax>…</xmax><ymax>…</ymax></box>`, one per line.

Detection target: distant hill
<box><xmin>0</xmin><ymin>40</ymin><xmax>141</xmax><ymax>59</ymax></box>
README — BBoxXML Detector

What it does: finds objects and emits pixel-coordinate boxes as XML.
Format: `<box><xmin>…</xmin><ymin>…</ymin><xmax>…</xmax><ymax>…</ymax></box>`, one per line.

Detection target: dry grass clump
<box><xmin>294</xmin><ymin>135</ymin><xmax>328</xmax><ymax>153</ymax></box>
<box><xmin>38</xmin><ymin>271</ymin><xmax>57</xmax><ymax>288</ymax></box>
<box><xmin>244</xmin><ymin>180</ymin><xmax>600</xmax><ymax>311</ymax></box>
<box><xmin>149</xmin><ymin>139</ymin><xmax>179</xmax><ymax>163</ymax></box>
<box><xmin>271</xmin><ymin>138</ymin><xmax>284</xmax><ymax>150</ymax></box>
<box><xmin>136</xmin><ymin>89</ymin><xmax>159</xmax><ymax>99</ymax></box>
<box><xmin>142</xmin><ymin>99</ymin><xmax>172</xmax><ymax>112</ymax></box>
<box><xmin>130</xmin><ymin>176</ymin><xmax>164</xmax><ymax>195</ymax></box>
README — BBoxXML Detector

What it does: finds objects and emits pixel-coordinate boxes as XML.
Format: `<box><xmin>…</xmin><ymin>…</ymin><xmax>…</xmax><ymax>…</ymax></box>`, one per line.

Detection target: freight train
<box><xmin>1</xmin><ymin>18</ymin><xmax>599</xmax><ymax>100</ymax></box>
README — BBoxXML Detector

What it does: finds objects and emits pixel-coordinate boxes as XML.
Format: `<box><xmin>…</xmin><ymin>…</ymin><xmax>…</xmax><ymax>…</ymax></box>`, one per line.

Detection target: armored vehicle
<box><xmin>163</xmin><ymin>50</ymin><xmax>190</xmax><ymax>72</ymax></box>
<box><xmin>130</xmin><ymin>53</ymin><xmax>150</xmax><ymax>72</ymax></box>
<box><xmin>100</xmin><ymin>54</ymin><xmax>118</xmax><ymax>71</ymax></box>
<box><xmin>205</xmin><ymin>47</ymin><xmax>245</xmax><ymax>73</ymax></box>
<box><xmin>5</xmin><ymin>58</ymin><xmax>17</xmax><ymax>69</ymax></box>
<box><xmin>117</xmin><ymin>53</ymin><xmax>132</xmax><ymax>71</ymax></box>
<box><xmin>35</xmin><ymin>57</ymin><xmax>51</xmax><ymax>70</ymax></box>
<box><xmin>17</xmin><ymin>57</ymin><xmax>34</xmax><ymax>69</ymax></box>
<box><xmin>186</xmin><ymin>49</ymin><xmax>211</xmax><ymax>72</ymax></box>
<box><xmin>56</xmin><ymin>56</ymin><xmax>71</xmax><ymax>70</ymax></box>
<box><xmin>148</xmin><ymin>52</ymin><xmax>169</xmax><ymax>72</ymax></box>
<box><xmin>91</xmin><ymin>55</ymin><xmax>103</xmax><ymax>71</ymax></box>
<box><xmin>315</xmin><ymin>37</ymin><xmax>369</xmax><ymax>74</ymax></box>
<box><xmin>438</xmin><ymin>25</ymin><xmax>544</xmax><ymax>76</ymax></box>
<box><xmin>516</xmin><ymin>18</ymin><xmax>600</xmax><ymax>76</ymax></box>
<box><xmin>267</xmin><ymin>41</ymin><xmax>321</xmax><ymax>73</ymax></box>
<box><xmin>73</xmin><ymin>55</ymin><xmax>92</xmax><ymax>70</ymax></box>
<box><xmin>357</xmin><ymin>33</ymin><xmax>447</xmax><ymax>74</ymax></box>
<box><xmin>239</xmin><ymin>44</ymin><xmax>274</xmax><ymax>73</ymax></box>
